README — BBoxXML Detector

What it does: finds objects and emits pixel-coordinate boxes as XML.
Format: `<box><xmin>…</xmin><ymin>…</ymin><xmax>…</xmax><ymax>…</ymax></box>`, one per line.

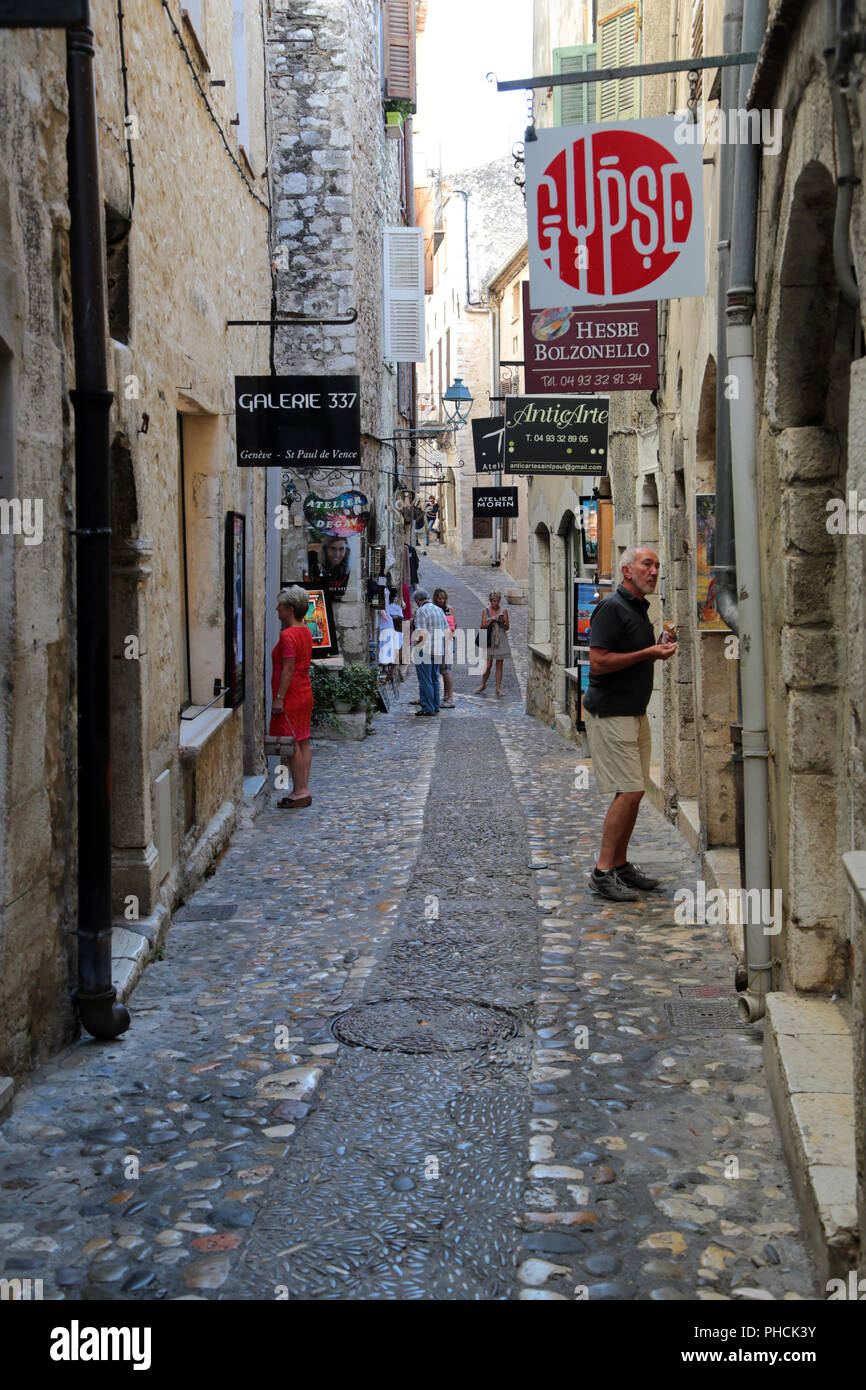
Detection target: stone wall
<box><xmin>0</xmin><ymin>26</ymin><xmax>76</xmax><ymax>1079</ymax></box>
<box><xmin>0</xmin><ymin>2</ymin><xmax>272</xmax><ymax>1081</ymax></box>
<box><xmin>268</xmin><ymin>0</ymin><xmax>411</xmax><ymax>663</ymax></box>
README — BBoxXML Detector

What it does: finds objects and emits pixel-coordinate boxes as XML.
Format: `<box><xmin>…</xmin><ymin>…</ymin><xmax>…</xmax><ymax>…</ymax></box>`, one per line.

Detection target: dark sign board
<box><xmin>472</xmin><ymin>487</ymin><xmax>518</xmax><ymax>518</ymax></box>
<box><xmin>522</xmin><ymin>284</ymin><xmax>658</xmax><ymax>394</ymax></box>
<box><xmin>0</xmin><ymin>1</ymin><xmax>88</xmax><ymax>23</ymax></box>
<box><xmin>235</xmin><ymin>375</ymin><xmax>361</xmax><ymax>468</ymax></box>
<box><xmin>471</xmin><ymin>416</ymin><xmax>504</xmax><ymax>473</ymax></box>
<box><xmin>504</xmin><ymin>395</ymin><xmax>609</xmax><ymax>475</ymax></box>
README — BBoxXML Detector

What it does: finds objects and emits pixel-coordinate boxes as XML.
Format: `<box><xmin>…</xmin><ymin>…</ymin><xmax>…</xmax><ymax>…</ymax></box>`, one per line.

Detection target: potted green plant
<box><xmin>309</xmin><ymin>665</ymin><xmax>339</xmax><ymax>728</ymax></box>
<box><xmin>336</xmin><ymin>663</ymin><xmax>379</xmax><ymax>715</ymax></box>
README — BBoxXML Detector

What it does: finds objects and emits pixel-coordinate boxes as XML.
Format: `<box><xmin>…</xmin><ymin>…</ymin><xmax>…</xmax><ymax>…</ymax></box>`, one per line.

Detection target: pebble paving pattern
<box><xmin>0</xmin><ymin>546</ymin><xmax>817</xmax><ymax>1300</ymax></box>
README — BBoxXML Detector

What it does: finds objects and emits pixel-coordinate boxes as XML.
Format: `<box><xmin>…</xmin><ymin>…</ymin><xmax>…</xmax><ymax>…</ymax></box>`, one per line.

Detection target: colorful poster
<box><xmin>575</xmin><ymin>580</ymin><xmax>601</xmax><ymax>647</ymax></box>
<box><xmin>284</xmin><ymin>584</ymin><xmax>340</xmax><ymax>659</ymax></box>
<box><xmin>696</xmin><ymin>493</ymin><xmax>728</xmax><ymax>631</ymax></box>
<box><xmin>303</xmin><ymin>490</ymin><xmax>369</xmax><ymax>538</ymax></box>
<box><xmin>580</xmin><ymin>498</ymin><xmax>598</xmax><ymax>565</ymax></box>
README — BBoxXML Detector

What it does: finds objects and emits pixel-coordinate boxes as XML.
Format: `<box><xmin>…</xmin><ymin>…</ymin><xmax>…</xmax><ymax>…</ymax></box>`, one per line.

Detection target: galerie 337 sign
<box><xmin>235</xmin><ymin>375</ymin><xmax>361</xmax><ymax>467</ymax></box>
<box><xmin>525</xmin><ymin>116</ymin><xmax>705</xmax><ymax>307</ymax></box>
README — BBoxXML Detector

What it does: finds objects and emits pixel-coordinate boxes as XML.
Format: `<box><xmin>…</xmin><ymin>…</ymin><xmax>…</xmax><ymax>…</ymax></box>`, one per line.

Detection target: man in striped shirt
<box><xmin>412</xmin><ymin>587</ymin><xmax>449</xmax><ymax>715</ymax></box>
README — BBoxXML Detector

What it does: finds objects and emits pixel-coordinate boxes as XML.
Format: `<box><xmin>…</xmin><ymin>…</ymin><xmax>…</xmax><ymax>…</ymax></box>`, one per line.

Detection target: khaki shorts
<box><xmin>584</xmin><ymin>711</ymin><xmax>651</xmax><ymax>795</ymax></box>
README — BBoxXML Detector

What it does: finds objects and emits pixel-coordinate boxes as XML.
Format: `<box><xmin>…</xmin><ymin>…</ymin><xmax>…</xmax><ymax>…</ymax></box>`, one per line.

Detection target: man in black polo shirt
<box><xmin>584</xmin><ymin>545</ymin><xmax>677</xmax><ymax>901</ymax></box>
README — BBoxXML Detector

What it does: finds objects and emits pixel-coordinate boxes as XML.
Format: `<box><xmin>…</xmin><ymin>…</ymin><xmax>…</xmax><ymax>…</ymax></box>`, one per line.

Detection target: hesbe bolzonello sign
<box><xmin>525</xmin><ymin>116</ymin><xmax>705</xmax><ymax>308</ymax></box>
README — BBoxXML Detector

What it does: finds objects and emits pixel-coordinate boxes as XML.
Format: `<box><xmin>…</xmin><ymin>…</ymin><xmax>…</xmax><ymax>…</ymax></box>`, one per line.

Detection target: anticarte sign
<box><xmin>525</xmin><ymin>116</ymin><xmax>705</xmax><ymax>308</ymax></box>
<box><xmin>504</xmin><ymin>396</ymin><xmax>609</xmax><ymax>475</ymax></box>
<box><xmin>522</xmin><ymin>284</ymin><xmax>658</xmax><ymax>393</ymax></box>
<box><xmin>234</xmin><ymin>375</ymin><xmax>361</xmax><ymax>467</ymax></box>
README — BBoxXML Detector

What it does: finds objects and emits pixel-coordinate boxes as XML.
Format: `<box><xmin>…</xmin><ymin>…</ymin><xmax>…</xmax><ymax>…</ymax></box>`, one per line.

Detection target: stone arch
<box><xmin>531</xmin><ymin>522</ymin><xmax>552</xmax><ymax>649</ymax></box>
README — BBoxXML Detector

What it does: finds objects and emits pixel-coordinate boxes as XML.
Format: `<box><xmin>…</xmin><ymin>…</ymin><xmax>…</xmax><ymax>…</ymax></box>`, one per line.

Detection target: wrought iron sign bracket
<box><xmin>226</xmin><ymin>309</ymin><xmax>359</xmax><ymax>327</ymax></box>
<box><xmin>489</xmin><ymin>51</ymin><xmax>761</xmax><ymax>93</ymax></box>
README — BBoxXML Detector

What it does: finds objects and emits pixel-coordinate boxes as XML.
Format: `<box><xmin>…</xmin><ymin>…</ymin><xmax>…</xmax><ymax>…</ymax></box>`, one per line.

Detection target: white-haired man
<box><xmin>583</xmin><ymin>545</ymin><xmax>677</xmax><ymax>901</ymax></box>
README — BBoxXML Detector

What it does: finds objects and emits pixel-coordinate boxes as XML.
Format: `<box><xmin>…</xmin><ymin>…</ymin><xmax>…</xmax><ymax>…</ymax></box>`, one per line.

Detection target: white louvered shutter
<box><xmin>553</xmin><ymin>45</ymin><xmax>597</xmax><ymax>126</ymax></box>
<box><xmin>597</xmin><ymin>4</ymin><xmax>641</xmax><ymax>122</ymax></box>
<box><xmin>691</xmin><ymin>0</ymin><xmax>704</xmax><ymax>102</ymax></box>
<box><xmin>383</xmin><ymin>226</ymin><xmax>425</xmax><ymax>362</ymax></box>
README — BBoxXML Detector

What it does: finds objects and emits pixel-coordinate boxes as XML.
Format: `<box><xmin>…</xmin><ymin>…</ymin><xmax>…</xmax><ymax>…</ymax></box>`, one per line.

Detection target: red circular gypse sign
<box><xmin>535</xmin><ymin>128</ymin><xmax>694</xmax><ymax>299</ymax></box>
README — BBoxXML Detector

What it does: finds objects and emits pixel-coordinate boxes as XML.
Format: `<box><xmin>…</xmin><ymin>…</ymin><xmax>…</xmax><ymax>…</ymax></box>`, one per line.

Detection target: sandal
<box><xmin>278</xmin><ymin>795</ymin><xmax>312</xmax><ymax>809</ymax></box>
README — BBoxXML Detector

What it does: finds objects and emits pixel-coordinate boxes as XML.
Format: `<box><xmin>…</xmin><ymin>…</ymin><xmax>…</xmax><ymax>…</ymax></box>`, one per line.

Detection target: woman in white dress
<box><xmin>474</xmin><ymin>590</ymin><xmax>510</xmax><ymax>697</ymax></box>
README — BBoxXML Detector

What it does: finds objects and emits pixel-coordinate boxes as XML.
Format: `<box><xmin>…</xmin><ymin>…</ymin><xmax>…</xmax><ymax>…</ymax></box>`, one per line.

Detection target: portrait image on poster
<box><xmin>580</xmin><ymin>498</ymin><xmax>598</xmax><ymax>565</ymax></box>
<box><xmin>304</xmin><ymin>488</ymin><xmax>368</xmax><ymax>602</ymax></box>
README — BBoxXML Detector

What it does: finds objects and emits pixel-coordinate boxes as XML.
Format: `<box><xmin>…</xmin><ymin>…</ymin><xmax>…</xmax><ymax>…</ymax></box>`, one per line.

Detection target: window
<box><xmin>553</xmin><ymin>44</ymin><xmax>597</xmax><ymax>125</ymax></box>
<box><xmin>445</xmin><ymin>328</ymin><xmax>451</xmax><ymax>394</ymax></box>
<box><xmin>690</xmin><ymin>0</ymin><xmax>704</xmax><ymax>103</ymax></box>
<box><xmin>383</xmin><ymin>226</ymin><xmax>425</xmax><ymax>361</ymax></box>
<box><xmin>177</xmin><ymin>416</ymin><xmax>192</xmax><ymax>708</ymax></box>
<box><xmin>105</xmin><ymin>206</ymin><xmax>131</xmax><ymax>345</ymax></box>
<box><xmin>511</xmin><ymin>282</ymin><xmax>521</xmax><ymax>320</ymax></box>
<box><xmin>383</xmin><ymin>0</ymin><xmax>417</xmax><ymax>109</ymax></box>
<box><xmin>597</xmin><ymin>4</ymin><xmax>641</xmax><ymax>122</ymax></box>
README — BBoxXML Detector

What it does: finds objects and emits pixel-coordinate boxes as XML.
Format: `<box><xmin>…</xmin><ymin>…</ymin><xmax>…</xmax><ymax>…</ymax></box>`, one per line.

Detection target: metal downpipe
<box><xmin>726</xmin><ymin>0</ymin><xmax>772</xmax><ymax>1023</ymax></box>
<box><xmin>67</xmin><ymin>12</ymin><xmax>130</xmax><ymax>1041</ymax></box>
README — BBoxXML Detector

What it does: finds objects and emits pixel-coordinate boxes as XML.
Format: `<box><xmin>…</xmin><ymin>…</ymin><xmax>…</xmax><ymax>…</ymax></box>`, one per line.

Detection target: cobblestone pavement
<box><xmin>0</xmin><ymin>550</ymin><xmax>817</xmax><ymax>1301</ymax></box>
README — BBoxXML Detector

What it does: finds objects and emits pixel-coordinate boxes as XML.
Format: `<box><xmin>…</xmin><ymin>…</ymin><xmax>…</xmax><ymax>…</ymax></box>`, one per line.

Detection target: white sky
<box><xmin>413</xmin><ymin>0</ymin><xmax>534</xmax><ymax>176</ymax></box>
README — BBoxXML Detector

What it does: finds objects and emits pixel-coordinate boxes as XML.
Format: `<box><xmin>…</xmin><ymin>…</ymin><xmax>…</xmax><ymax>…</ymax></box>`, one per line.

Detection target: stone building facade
<box><xmin>266</xmin><ymin>0</ymin><xmax>422</xmax><ymax>663</ymax></box>
<box><xmin>523</xmin><ymin>0</ymin><xmax>866</xmax><ymax>1281</ymax></box>
<box><xmin>415</xmin><ymin>157</ymin><xmax>526</xmax><ymax>567</ymax></box>
<box><xmin>0</xmin><ymin>1</ymin><xmax>272</xmax><ymax>1082</ymax></box>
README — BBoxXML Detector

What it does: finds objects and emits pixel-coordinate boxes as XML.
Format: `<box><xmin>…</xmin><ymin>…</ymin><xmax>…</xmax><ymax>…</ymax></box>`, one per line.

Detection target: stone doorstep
<box><xmin>645</xmin><ymin>762</ymin><xmax>664</xmax><ymax>816</ymax></box>
<box><xmin>763</xmin><ymin>992</ymin><xmax>858</xmax><ymax>1285</ymax></box>
<box><xmin>677</xmin><ymin>797</ymin><xmax>701</xmax><ymax>853</ymax></box>
<box><xmin>111</xmin><ymin>903</ymin><xmax>171</xmax><ymax>1003</ymax></box>
<box><xmin>704</xmin><ymin>846</ymin><xmax>744</xmax><ymax>959</ymax></box>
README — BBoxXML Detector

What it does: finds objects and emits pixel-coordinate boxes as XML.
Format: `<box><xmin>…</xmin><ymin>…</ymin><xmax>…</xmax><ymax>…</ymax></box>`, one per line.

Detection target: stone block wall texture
<box><xmin>0</xmin><ymin>3</ymin><xmax>272</xmax><ymax>1080</ymax></box>
<box><xmin>0</xmin><ymin>27</ymin><xmax>77</xmax><ymax>1079</ymax></box>
<box><xmin>268</xmin><ymin>0</ymin><xmax>410</xmax><ymax>663</ymax></box>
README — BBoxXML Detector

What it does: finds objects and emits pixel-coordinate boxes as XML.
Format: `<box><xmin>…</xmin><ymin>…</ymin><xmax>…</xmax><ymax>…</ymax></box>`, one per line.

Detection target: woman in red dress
<box><xmin>270</xmin><ymin>585</ymin><xmax>315</xmax><ymax>808</ymax></box>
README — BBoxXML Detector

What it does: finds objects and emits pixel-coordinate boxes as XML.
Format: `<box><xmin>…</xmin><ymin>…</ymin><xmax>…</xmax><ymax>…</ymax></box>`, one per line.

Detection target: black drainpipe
<box><xmin>67</xmin><ymin>9</ymin><xmax>130</xmax><ymax>1040</ymax></box>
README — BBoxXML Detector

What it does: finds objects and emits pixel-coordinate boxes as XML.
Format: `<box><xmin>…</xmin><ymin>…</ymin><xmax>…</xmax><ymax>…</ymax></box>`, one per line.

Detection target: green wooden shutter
<box><xmin>597</xmin><ymin>4</ymin><xmax>641</xmax><ymax>122</ymax></box>
<box><xmin>553</xmin><ymin>45</ymin><xmax>597</xmax><ymax>126</ymax></box>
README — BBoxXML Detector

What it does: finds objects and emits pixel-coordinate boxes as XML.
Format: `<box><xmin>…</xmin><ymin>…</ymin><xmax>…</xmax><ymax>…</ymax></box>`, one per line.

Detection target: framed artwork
<box><xmin>580</xmin><ymin>498</ymin><xmax>598</xmax><ymax>565</ymax></box>
<box><xmin>696</xmin><ymin>494</ymin><xmax>728</xmax><ymax>631</ymax></box>
<box><xmin>575</xmin><ymin>580</ymin><xmax>601</xmax><ymax>648</ymax></box>
<box><xmin>285</xmin><ymin>581</ymin><xmax>340</xmax><ymax>659</ymax></box>
<box><xmin>224</xmin><ymin>512</ymin><xmax>245</xmax><ymax>708</ymax></box>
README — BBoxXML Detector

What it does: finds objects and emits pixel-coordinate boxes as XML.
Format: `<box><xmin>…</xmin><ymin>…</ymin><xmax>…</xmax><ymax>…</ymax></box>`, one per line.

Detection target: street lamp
<box><xmin>442</xmin><ymin>377</ymin><xmax>473</xmax><ymax>427</ymax></box>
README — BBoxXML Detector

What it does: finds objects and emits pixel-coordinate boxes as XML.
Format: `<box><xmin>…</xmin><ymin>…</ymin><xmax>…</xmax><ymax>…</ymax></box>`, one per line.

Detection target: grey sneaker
<box><xmin>588</xmin><ymin>868</ymin><xmax>641</xmax><ymax>902</ymax></box>
<box><xmin>617</xmin><ymin>861</ymin><xmax>661</xmax><ymax>891</ymax></box>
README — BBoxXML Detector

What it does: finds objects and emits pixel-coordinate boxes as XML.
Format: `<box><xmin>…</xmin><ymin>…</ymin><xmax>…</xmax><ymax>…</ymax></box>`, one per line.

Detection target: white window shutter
<box><xmin>383</xmin><ymin>226</ymin><xmax>425</xmax><ymax>362</ymax></box>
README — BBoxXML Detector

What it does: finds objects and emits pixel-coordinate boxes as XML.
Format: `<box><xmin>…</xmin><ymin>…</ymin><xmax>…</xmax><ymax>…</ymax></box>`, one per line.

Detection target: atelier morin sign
<box><xmin>472</xmin><ymin>487</ymin><xmax>518</xmax><ymax>518</ymax></box>
<box><xmin>471</xmin><ymin>416</ymin><xmax>505</xmax><ymax>473</ymax></box>
<box><xmin>522</xmin><ymin>284</ymin><xmax>658</xmax><ymax>393</ymax></box>
<box><xmin>235</xmin><ymin>375</ymin><xmax>361</xmax><ymax>467</ymax></box>
<box><xmin>504</xmin><ymin>396</ymin><xmax>609</xmax><ymax>475</ymax></box>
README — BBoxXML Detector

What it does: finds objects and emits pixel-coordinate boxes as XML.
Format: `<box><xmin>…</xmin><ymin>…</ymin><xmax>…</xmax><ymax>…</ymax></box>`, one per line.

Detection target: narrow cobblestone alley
<box><xmin>0</xmin><ymin>551</ymin><xmax>817</xmax><ymax>1302</ymax></box>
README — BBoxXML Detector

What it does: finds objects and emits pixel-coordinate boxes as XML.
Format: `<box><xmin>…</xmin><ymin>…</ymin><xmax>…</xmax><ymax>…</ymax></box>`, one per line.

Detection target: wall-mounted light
<box><xmin>441</xmin><ymin>377</ymin><xmax>473</xmax><ymax>427</ymax></box>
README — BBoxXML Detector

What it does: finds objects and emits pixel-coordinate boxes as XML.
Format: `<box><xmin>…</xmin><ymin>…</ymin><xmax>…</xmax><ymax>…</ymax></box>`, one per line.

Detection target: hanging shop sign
<box><xmin>504</xmin><ymin>395</ymin><xmax>609</xmax><ymax>475</ymax></box>
<box><xmin>471</xmin><ymin>416</ymin><xmax>505</xmax><ymax>473</ymax></box>
<box><xmin>525</xmin><ymin>116</ymin><xmax>705</xmax><ymax>308</ymax></box>
<box><xmin>235</xmin><ymin>375</ymin><xmax>361</xmax><ymax>468</ymax></box>
<box><xmin>472</xmin><ymin>487</ymin><xmax>519</xmax><ymax>518</ymax></box>
<box><xmin>0</xmin><ymin>2</ymin><xmax>88</xmax><ymax>24</ymax></box>
<box><xmin>522</xmin><ymin>284</ymin><xmax>658</xmax><ymax>393</ymax></box>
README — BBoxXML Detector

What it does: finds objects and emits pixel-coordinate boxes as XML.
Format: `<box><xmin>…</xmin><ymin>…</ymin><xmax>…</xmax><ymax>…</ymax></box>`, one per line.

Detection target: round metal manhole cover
<box><xmin>331</xmin><ymin>997</ymin><xmax>520</xmax><ymax>1054</ymax></box>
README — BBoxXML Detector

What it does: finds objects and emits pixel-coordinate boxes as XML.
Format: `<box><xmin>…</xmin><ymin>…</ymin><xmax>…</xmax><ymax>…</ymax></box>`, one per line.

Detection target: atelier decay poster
<box><xmin>235</xmin><ymin>375</ymin><xmax>361</xmax><ymax>467</ymax></box>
